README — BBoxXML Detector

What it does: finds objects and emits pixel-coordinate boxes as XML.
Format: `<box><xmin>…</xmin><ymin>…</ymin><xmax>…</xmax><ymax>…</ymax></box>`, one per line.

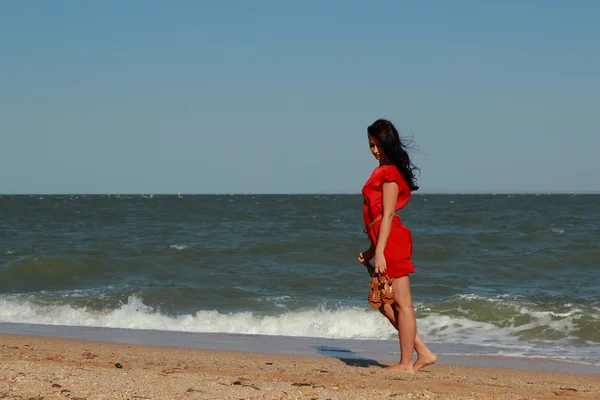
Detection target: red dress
<box><xmin>362</xmin><ymin>165</ymin><xmax>415</xmax><ymax>278</ymax></box>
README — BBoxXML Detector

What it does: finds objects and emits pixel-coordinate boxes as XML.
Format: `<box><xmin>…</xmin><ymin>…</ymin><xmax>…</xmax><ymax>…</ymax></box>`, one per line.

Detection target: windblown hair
<box><xmin>367</xmin><ymin>119</ymin><xmax>420</xmax><ymax>192</ymax></box>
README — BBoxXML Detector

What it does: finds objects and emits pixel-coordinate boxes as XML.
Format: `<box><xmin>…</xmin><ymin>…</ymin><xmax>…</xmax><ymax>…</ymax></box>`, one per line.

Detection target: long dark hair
<box><xmin>367</xmin><ymin>119</ymin><xmax>420</xmax><ymax>192</ymax></box>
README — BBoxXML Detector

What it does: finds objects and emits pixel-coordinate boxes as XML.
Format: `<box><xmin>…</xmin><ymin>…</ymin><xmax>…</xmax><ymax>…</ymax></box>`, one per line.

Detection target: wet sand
<box><xmin>1</xmin><ymin>334</ymin><xmax>598</xmax><ymax>399</ymax></box>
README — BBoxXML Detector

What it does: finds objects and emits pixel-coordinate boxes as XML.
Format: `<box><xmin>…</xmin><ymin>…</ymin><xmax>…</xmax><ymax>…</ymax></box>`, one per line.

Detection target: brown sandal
<box><xmin>380</xmin><ymin>276</ymin><xmax>395</xmax><ymax>305</ymax></box>
<box><xmin>366</xmin><ymin>275</ymin><xmax>382</xmax><ymax>308</ymax></box>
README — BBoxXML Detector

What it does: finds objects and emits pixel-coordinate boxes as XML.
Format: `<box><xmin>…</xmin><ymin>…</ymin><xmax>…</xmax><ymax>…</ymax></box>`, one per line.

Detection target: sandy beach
<box><xmin>1</xmin><ymin>334</ymin><xmax>598</xmax><ymax>400</ymax></box>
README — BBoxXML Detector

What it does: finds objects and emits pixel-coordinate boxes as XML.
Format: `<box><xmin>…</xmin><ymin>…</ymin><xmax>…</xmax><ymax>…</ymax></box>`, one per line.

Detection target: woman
<box><xmin>358</xmin><ymin>118</ymin><xmax>436</xmax><ymax>373</ymax></box>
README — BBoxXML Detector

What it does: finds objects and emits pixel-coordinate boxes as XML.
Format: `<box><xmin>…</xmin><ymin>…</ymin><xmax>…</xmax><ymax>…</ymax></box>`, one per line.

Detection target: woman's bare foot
<box><xmin>384</xmin><ymin>363</ymin><xmax>415</xmax><ymax>373</ymax></box>
<box><xmin>413</xmin><ymin>351</ymin><xmax>437</xmax><ymax>372</ymax></box>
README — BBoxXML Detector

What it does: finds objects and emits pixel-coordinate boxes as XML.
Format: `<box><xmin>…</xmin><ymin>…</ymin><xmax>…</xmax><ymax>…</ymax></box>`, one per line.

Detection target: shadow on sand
<box><xmin>313</xmin><ymin>345</ymin><xmax>388</xmax><ymax>368</ymax></box>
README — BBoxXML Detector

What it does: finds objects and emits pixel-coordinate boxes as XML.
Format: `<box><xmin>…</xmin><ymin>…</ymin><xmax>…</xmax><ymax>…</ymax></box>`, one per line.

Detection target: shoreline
<box><xmin>2</xmin><ymin>333</ymin><xmax>599</xmax><ymax>399</ymax></box>
<box><xmin>1</xmin><ymin>322</ymin><xmax>599</xmax><ymax>376</ymax></box>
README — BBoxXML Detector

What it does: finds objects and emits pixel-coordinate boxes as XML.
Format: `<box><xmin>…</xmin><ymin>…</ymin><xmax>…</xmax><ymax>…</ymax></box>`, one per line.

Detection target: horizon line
<box><xmin>2</xmin><ymin>191</ymin><xmax>599</xmax><ymax>196</ymax></box>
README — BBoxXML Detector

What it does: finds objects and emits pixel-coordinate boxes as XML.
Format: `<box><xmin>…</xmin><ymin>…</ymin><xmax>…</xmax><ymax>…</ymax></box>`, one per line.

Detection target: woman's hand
<box><xmin>373</xmin><ymin>250</ymin><xmax>387</xmax><ymax>275</ymax></box>
<box><xmin>358</xmin><ymin>246</ymin><xmax>375</xmax><ymax>266</ymax></box>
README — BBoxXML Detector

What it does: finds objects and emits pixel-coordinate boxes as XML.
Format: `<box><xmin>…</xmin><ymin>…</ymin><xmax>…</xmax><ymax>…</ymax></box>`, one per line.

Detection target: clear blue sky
<box><xmin>1</xmin><ymin>1</ymin><xmax>598</xmax><ymax>194</ymax></box>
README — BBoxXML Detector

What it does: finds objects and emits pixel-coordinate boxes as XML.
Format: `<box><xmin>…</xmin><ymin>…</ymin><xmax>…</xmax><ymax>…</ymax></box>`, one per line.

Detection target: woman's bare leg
<box><xmin>378</xmin><ymin>305</ymin><xmax>430</xmax><ymax>358</ymax></box>
<box><xmin>384</xmin><ymin>276</ymin><xmax>416</xmax><ymax>372</ymax></box>
<box><xmin>377</xmin><ymin>283</ymin><xmax>437</xmax><ymax>371</ymax></box>
<box><xmin>381</xmin><ymin>276</ymin><xmax>437</xmax><ymax>372</ymax></box>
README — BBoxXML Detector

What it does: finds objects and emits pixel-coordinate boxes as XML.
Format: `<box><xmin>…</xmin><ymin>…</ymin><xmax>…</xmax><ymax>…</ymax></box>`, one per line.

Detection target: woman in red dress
<box><xmin>358</xmin><ymin>119</ymin><xmax>437</xmax><ymax>373</ymax></box>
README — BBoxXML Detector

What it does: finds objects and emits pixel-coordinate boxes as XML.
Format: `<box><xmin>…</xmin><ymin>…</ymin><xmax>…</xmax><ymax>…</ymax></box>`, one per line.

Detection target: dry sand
<box><xmin>1</xmin><ymin>334</ymin><xmax>598</xmax><ymax>400</ymax></box>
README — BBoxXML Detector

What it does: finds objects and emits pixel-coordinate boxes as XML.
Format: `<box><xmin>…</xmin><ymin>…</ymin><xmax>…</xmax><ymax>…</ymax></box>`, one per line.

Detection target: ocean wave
<box><xmin>1</xmin><ymin>294</ymin><xmax>599</xmax><ymax>365</ymax></box>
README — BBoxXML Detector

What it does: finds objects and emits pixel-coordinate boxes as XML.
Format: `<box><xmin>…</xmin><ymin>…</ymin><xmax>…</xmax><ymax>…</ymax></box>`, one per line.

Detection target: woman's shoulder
<box><xmin>379</xmin><ymin>165</ymin><xmax>408</xmax><ymax>188</ymax></box>
<box><xmin>379</xmin><ymin>164</ymin><xmax>401</xmax><ymax>177</ymax></box>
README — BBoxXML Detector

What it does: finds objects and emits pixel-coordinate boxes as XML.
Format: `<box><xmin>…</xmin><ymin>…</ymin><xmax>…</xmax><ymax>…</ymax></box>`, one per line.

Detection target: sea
<box><xmin>1</xmin><ymin>194</ymin><xmax>599</xmax><ymax>369</ymax></box>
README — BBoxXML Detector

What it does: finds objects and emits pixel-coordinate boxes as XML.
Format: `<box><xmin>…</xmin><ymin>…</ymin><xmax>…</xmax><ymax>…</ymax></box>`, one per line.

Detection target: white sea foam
<box><xmin>0</xmin><ymin>295</ymin><xmax>395</xmax><ymax>339</ymax></box>
<box><xmin>0</xmin><ymin>294</ymin><xmax>598</xmax><ymax>364</ymax></box>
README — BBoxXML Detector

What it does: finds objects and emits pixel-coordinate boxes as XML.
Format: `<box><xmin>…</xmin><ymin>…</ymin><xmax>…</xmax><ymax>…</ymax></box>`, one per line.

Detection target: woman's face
<box><xmin>368</xmin><ymin>135</ymin><xmax>385</xmax><ymax>162</ymax></box>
